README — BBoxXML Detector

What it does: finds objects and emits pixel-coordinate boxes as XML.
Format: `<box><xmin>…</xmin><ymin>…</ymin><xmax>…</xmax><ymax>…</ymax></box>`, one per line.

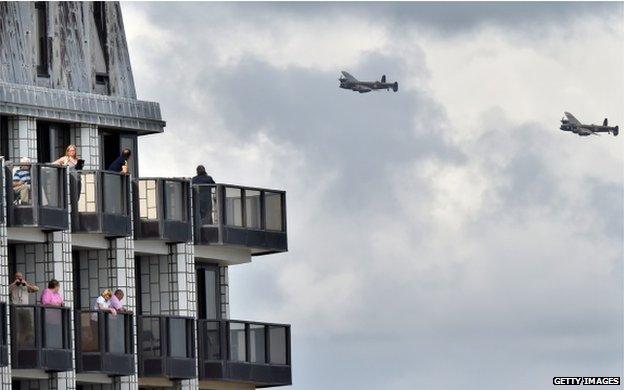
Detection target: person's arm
<box><xmin>27</xmin><ymin>282</ymin><xmax>39</xmax><ymax>293</ymax></box>
<box><xmin>51</xmin><ymin>156</ymin><xmax>66</xmax><ymax>166</ymax></box>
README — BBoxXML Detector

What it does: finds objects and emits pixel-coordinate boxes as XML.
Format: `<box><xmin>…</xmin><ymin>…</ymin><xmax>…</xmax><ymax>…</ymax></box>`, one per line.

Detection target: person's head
<box><xmin>121</xmin><ymin>148</ymin><xmax>131</xmax><ymax>159</ymax></box>
<box><xmin>101</xmin><ymin>289</ymin><xmax>112</xmax><ymax>300</ymax></box>
<box><xmin>14</xmin><ymin>272</ymin><xmax>24</xmax><ymax>282</ymax></box>
<box><xmin>196</xmin><ymin>165</ymin><xmax>207</xmax><ymax>176</ymax></box>
<box><xmin>48</xmin><ymin>279</ymin><xmax>60</xmax><ymax>293</ymax></box>
<box><xmin>114</xmin><ymin>289</ymin><xmax>124</xmax><ymax>300</ymax></box>
<box><xmin>19</xmin><ymin>157</ymin><xmax>30</xmax><ymax>170</ymax></box>
<box><xmin>65</xmin><ymin>144</ymin><xmax>77</xmax><ymax>158</ymax></box>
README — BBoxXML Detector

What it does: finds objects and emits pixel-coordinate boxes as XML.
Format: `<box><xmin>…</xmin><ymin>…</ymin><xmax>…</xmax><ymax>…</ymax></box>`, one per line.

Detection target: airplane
<box><xmin>339</xmin><ymin>71</ymin><xmax>398</xmax><ymax>93</ymax></box>
<box><xmin>560</xmin><ymin>112</ymin><xmax>619</xmax><ymax>137</ymax></box>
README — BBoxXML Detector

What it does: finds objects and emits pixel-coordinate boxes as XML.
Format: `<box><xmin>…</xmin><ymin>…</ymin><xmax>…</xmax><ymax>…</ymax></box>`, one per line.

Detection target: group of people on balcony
<box><xmin>11</xmin><ymin>146</ymin><xmax>133</xmax><ymax>205</ymax></box>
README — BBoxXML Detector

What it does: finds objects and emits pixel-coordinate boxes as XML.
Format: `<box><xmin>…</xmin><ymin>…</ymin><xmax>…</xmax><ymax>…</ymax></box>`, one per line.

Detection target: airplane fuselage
<box><xmin>560</xmin><ymin>122</ymin><xmax>619</xmax><ymax>137</ymax></box>
<box><xmin>339</xmin><ymin>72</ymin><xmax>399</xmax><ymax>93</ymax></box>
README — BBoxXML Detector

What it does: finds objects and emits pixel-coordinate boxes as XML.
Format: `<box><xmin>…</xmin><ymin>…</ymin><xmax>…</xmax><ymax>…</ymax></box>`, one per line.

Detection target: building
<box><xmin>0</xmin><ymin>2</ymin><xmax>291</xmax><ymax>389</ymax></box>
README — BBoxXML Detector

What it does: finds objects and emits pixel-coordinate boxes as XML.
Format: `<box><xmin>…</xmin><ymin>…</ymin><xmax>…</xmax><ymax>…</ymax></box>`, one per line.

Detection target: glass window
<box><xmin>140</xmin><ymin>317</ymin><xmax>161</xmax><ymax>357</ymax></box>
<box><xmin>265</xmin><ymin>192</ymin><xmax>283</xmax><ymax>231</ymax></box>
<box><xmin>202</xmin><ymin>268</ymin><xmax>219</xmax><ymax>320</ymax></box>
<box><xmin>40</xmin><ymin>166</ymin><xmax>61</xmax><ymax>208</ymax></box>
<box><xmin>203</xmin><ymin>321</ymin><xmax>221</xmax><ymax>360</ymax></box>
<box><xmin>78</xmin><ymin>172</ymin><xmax>97</xmax><ymax>213</ymax></box>
<box><xmin>229</xmin><ymin>322</ymin><xmax>246</xmax><ymax>362</ymax></box>
<box><xmin>269</xmin><ymin>326</ymin><xmax>287</xmax><ymax>365</ymax></box>
<box><xmin>245</xmin><ymin>190</ymin><xmax>262</xmax><ymax>229</ymax></box>
<box><xmin>44</xmin><ymin>308</ymin><xmax>64</xmax><ymax>349</ymax></box>
<box><xmin>108</xmin><ymin>313</ymin><xmax>126</xmax><ymax>353</ymax></box>
<box><xmin>14</xmin><ymin>306</ymin><xmax>35</xmax><ymax>347</ymax></box>
<box><xmin>103</xmin><ymin>173</ymin><xmax>124</xmax><ymax>215</ymax></box>
<box><xmin>34</xmin><ymin>2</ymin><xmax>48</xmax><ymax>76</ymax></box>
<box><xmin>138</xmin><ymin>180</ymin><xmax>158</xmax><ymax>220</ymax></box>
<box><xmin>80</xmin><ymin>311</ymin><xmax>99</xmax><ymax>352</ymax></box>
<box><xmin>168</xmin><ymin>318</ymin><xmax>189</xmax><ymax>358</ymax></box>
<box><xmin>225</xmin><ymin>188</ymin><xmax>243</xmax><ymax>227</ymax></box>
<box><xmin>165</xmin><ymin>181</ymin><xmax>185</xmax><ymax>221</ymax></box>
<box><xmin>249</xmin><ymin>324</ymin><xmax>266</xmax><ymax>363</ymax></box>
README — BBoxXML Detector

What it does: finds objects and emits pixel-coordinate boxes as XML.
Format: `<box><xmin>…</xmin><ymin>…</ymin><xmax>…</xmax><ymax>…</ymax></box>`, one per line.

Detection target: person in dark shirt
<box><xmin>192</xmin><ymin>165</ymin><xmax>215</xmax><ymax>224</ymax></box>
<box><xmin>108</xmin><ymin>148</ymin><xmax>131</xmax><ymax>174</ymax></box>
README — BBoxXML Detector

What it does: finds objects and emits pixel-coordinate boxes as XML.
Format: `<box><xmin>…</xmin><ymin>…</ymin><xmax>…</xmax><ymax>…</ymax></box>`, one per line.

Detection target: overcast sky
<box><xmin>121</xmin><ymin>2</ymin><xmax>623</xmax><ymax>389</ymax></box>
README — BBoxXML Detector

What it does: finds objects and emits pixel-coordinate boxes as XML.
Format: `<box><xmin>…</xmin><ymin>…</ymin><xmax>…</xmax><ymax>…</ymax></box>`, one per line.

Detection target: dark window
<box><xmin>36</xmin><ymin>122</ymin><xmax>51</xmax><ymax>163</ymax></box>
<box><xmin>37</xmin><ymin>121</ymin><xmax>70</xmax><ymax>163</ymax></box>
<box><xmin>92</xmin><ymin>2</ymin><xmax>109</xmax><ymax>94</ymax></box>
<box><xmin>196</xmin><ymin>265</ymin><xmax>220</xmax><ymax>320</ymax></box>
<box><xmin>34</xmin><ymin>2</ymin><xmax>49</xmax><ymax>76</ymax></box>
<box><xmin>0</xmin><ymin>116</ymin><xmax>9</xmax><ymax>160</ymax></box>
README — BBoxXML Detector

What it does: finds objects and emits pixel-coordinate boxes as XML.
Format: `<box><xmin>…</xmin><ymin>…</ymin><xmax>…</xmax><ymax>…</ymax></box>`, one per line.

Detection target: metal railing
<box><xmin>75</xmin><ymin>310</ymin><xmax>134</xmax><ymax>375</ymax></box>
<box><xmin>10</xmin><ymin>304</ymin><xmax>72</xmax><ymax>371</ymax></box>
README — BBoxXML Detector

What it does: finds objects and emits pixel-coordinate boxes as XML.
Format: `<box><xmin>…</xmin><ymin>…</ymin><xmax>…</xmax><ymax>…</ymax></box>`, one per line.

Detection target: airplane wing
<box><xmin>564</xmin><ymin>112</ymin><xmax>581</xmax><ymax>125</ymax></box>
<box><xmin>341</xmin><ymin>71</ymin><xmax>358</xmax><ymax>82</ymax></box>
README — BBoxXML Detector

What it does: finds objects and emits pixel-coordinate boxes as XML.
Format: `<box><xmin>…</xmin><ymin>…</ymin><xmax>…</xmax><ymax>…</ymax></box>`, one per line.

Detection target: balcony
<box><xmin>75</xmin><ymin>311</ymin><xmax>135</xmax><ymax>376</ymax></box>
<box><xmin>5</xmin><ymin>163</ymin><xmax>69</xmax><ymax>231</ymax></box>
<box><xmin>10</xmin><ymin>304</ymin><xmax>72</xmax><ymax>371</ymax></box>
<box><xmin>70</xmin><ymin>171</ymin><xmax>132</xmax><ymax>238</ymax></box>
<box><xmin>137</xmin><ymin>315</ymin><xmax>196</xmax><ymax>380</ymax></box>
<box><xmin>134</xmin><ymin>178</ymin><xmax>192</xmax><ymax>243</ymax></box>
<box><xmin>198</xmin><ymin>319</ymin><xmax>291</xmax><ymax>387</ymax></box>
<box><xmin>193</xmin><ymin>184</ymin><xmax>287</xmax><ymax>255</ymax></box>
<box><xmin>0</xmin><ymin>302</ymin><xmax>7</xmax><ymax>367</ymax></box>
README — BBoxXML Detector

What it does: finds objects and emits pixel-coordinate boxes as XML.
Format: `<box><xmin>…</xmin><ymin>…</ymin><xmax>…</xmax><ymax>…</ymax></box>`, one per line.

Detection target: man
<box><xmin>109</xmin><ymin>289</ymin><xmax>128</xmax><ymax>312</ymax></box>
<box><xmin>108</xmin><ymin>148</ymin><xmax>131</xmax><ymax>174</ymax></box>
<box><xmin>192</xmin><ymin>165</ymin><xmax>215</xmax><ymax>224</ymax></box>
<box><xmin>12</xmin><ymin>158</ymin><xmax>32</xmax><ymax>204</ymax></box>
<box><xmin>9</xmin><ymin>272</ymin><xmax>39</xmax><ymax>305</ymax></box>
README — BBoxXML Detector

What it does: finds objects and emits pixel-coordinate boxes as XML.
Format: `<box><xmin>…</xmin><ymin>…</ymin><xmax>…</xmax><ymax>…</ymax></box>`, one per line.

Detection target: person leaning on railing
<box><xmin>40</xmin><ymin>279</ymin><xmax>64</xmax><ymax>306</ymax></box>
<box><xmin>93</xmin><ymin>289</ymin><xmax>118</xmax><ymax>316</ymax></box>
<box><xmin>108</xmin><ymin>148</ymin><xmax>132</xmax><ymax>175</ymax></box>
<box><xmin>12</xmin><ymin>158</ymin><xmax>32</xmax><ymax>205</ymax></box>
<box><xmin>109</xmin><ymin>289</ymin><xmax>132</xmax><ymax>313</ymax></box>
<box><xmin>52</xmin><ymin>144</ymin><xmax>79</xmax><ymax>168</ymax></box>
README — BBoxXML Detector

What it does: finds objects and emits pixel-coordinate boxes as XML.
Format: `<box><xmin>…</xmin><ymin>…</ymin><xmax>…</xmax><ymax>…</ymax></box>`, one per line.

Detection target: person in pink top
<box><xmin>40</xmin><ymin>279</ymin><xmax>64</xmax><ymax>306</ymax></box>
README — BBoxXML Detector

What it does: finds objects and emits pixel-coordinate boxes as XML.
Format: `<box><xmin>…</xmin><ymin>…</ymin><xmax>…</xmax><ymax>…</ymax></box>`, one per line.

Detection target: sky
<box><xmin>121</xmin><ymin>2</ymin><xmax>624</xmax><ymax>389</ymax></box>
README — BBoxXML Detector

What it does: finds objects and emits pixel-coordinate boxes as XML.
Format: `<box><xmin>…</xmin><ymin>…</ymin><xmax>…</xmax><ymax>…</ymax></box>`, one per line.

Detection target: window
<box><xmin>164</xmin><ymin>181</ymin><xmax>185</xmax><ymax>221</ymax></box>
<box><xmin>224</xmin><ymin>188</ymin><xmax>243</xmax><ymax>227</ymax></box>
<box><xmin>34</xmin><ymin>2</ymin><xmax>49</xmax><ymax>76</ymax></box>
<box><xmin>92</xmin><ymin>2</ymin><xmax>109</xmax><ymax>94</ymax></box>
<box><xmin>245</xmin><ymin>190</ymin><xmax>262</xmax><ymax>229</ymax></box>
<box><xmin>229</xmin><ymin>322</ymin><xmax>246</xmax><ymax>362</ymax></box>
<box><xmin>197</xmin><ymin>266</ymin><xmax>220</xmax><ymax>320</ymax></box>
<box><xmin>269</xmin><ymin>326</ymin><xmax>287</xmax><ymax>365</ymax></box>
<box><xmin>265</xmin><ymin>192</ymin><xmax>284</xmax><ymax>231</ymax></box>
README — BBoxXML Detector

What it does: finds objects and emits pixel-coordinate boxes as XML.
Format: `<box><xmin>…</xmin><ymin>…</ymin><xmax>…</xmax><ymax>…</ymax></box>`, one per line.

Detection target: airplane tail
<box><xmin>381</xmin><ymin>75</ymin><xmax>386</xmax><ymax>83</ymax></box>
<box><xmin>603</xmin><ymin>118</ymin><xmax>608</xmax><ymax>126</ymax></box>
<box><xmin>614</xmin><ymin>126</ymin><xmax>619</xmax><ymax>136</ymax></box>
<box><xmin>392</xmin><ymin>82</ymin><xmax>398</xmax><ymax>92</ymax></box>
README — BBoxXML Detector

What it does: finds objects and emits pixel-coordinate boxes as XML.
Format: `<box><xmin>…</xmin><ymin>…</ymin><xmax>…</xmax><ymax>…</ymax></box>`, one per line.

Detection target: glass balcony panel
<box><xmin>78</xmin><ymin>172</ymin><xmax>97</xmax><ymax>213</ymax></box>
<box><xmin>165</xmin><ymin>181</ymin><xmax>185</xmax><ymax>221</ymax></box>
<box><xmin>11</xmin><ymin>165</ymin><xmax>32</xmax><ymax>206</ymax></box>
<box><xmin>44</xmin><ymin>308</ymin><xmax>63</xmax><ymax>349</ymax></box>
<box><xmin>269</xmin><ymin>326</ymin><xmax>287</xmax><ymax>365</ymax></box>
<box><xmin>14</xmin><ymin>306</ymin><xmax>35</xmax><ymax>347</ymax></box>
<box><xmin>169</xmin><ymin>318</ymin><xmax>189</xmax><ymax>358</ymax></box>
<box><xmin>140</xmin><ymin>317</ymin><xmax>161</xmax><ymax>357</ymax></box>
<box><xmin>249</xmin><ymin>324</ymin><xmax>266</xmax><ymax>364</ymax></box>
<box><xmin>103</xmin><ymin>174</ymin><xmax>124</xmax><ymax>215</ymax></box>
<box><xmin>265</xmin><ymin>192</ymin><xmax>283</xmax><ymax>231</ymax></box>
<box><xmin>203</xmin><ymin>321</ymin><xmax>221</xmax><ymax>360</ymax></box>
<box><xmin>139</xmin><ymin>180</ymin><xmax>158</xmax><ymax>220</ymax></box>
<box><xmin>229</xmin><ymin>322</ymin><xmax>246</xmax><ymax>362</ymax></box>
<box><xmin>80</xmin><ymin>312</ymin><xmax>99</xmax><ymax>352</ymax></box>
<box><xmin>225</xmin><ymin>188</ymin><xmax>243</xmax><ymax>227</ymax></box>
<box><xmin>196</xmin><ymin>186</ymin><xmax>217</xmax><ymax>225</ymax></box>
<box><xmin>39</xmin><ymin>166</ymin><xmax>61</xmax><ymax>208</ymax></box>
<box><xmin>245</xmin><ymin>190</ymin><xmax>262</xmax><ymax>229</ymax></box>
<box><xmin>108</xmin><ymin>314</ymin><xmax>126</xmax><ymax>353</ymax></box>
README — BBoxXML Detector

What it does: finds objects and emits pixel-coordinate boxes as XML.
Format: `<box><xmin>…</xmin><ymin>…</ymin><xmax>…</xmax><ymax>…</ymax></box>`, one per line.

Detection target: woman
<box><xmin>52</xmin><ymin>144</ymin><xmax>79</xmax><ymax>168</ymax></box>
<box><xmin>93</xmin><ymin>289</ymin><xmax>117</xmax><ymax>316</ymax></box>
<box><xmin>40</xmin><ymin>279</ymin><xmax>63</xmax><ymax>306</ymax></box>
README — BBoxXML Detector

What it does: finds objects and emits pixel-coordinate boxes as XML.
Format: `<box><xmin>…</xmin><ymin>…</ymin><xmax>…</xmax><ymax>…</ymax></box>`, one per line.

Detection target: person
<box><xmin>108</xmin><ymin>148</ymin><xmax>131</xmax><ymax>174</ymax></box>
<box><xmin>40</xmin><ymin>279</ymin><xmax>64</xmax><ymax>306</ymax></box>
<box><xmin>191</xmin><ymin>165</ymin><xmax>215</xmax><ymax>185</ymax></box>
<box><xmin>12</xmin><ymin>158</ymin><xmax>32</xmax><ymax>205</ymax></box>
<box><xmin>109</xmin><ymin>289</ymin><xmax>129</xmax><ymax>312</ymax></box>
<box><xmin>9</xmin><ymin>272</ymin><xmax>39</xmax><ymax>305</ymax></box>
<box><xmin>192</xmin><ymin>165</ymin><xmax>216</xmax><ymax>224</ymax></box>
<box><xmin>93</xmin><ymin>289</ymin><xmax>117</xmax><ymax>316</ymax></box>
<box><xmin>52</xmin><ymin>144</ymin><xmax>79</xmax><ymax>168</ymax></box>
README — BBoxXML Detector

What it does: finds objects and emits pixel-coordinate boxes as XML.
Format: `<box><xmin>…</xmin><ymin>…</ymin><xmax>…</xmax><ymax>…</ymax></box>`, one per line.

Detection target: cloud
<box><xmin>121</xmin><ymin>2</ymin><xmax>623</xmax><ymax>389</ymax></box>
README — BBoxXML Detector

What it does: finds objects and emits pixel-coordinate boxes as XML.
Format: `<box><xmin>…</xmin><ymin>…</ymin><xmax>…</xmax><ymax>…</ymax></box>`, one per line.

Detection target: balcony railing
<box><xmin>198</xmin><ymin>319</ymin><xmax>291</xmax><ymax>387</ymax></box>
<box><xmin>0</xmin><ymin>302</ymin><xmax>7</xmax><ymax>367</ymax></box>
<box><xmin>5</xmin><ymin>163</ymin><xmax>69</xmax><ymax>231</ymax></box>
<box><xmin>75</xmin><ymin>310</ymin><xmax>135</xmax><ymax>376</ymax></box>
<box><xmin>70</xmin><ymin>170</ymin><xmax>132</xmax><ymax>238</ymax></box>
<box><xmin>137</xmin><ymin>315</ymin><xmax>196</xmax><ymax>379</ymax></box>
<box><xmin>133</xmin><ymin>178</ymin><xmax>192</xmax><ymax>243</ymax></box>
<box><xmin>10</xmin><ymin>304</ymin><xmax>72</xmax><ymax>371</ymax></box>
<box><xmin>193</xmin><ymin>184</ymin><xmax>288</xmax><ymax>255</ymax></box>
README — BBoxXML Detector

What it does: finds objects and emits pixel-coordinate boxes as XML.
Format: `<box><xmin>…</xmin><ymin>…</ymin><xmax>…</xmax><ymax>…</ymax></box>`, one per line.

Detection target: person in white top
<box><xmin>9</xmin><ymin>272</ymin><xmax>39</xmax><ymax>305</ymax></box>
<box><xmin>93</xmin><ymin>289</ymin><xmax>117</xmax><ymax>315</ymax></box>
